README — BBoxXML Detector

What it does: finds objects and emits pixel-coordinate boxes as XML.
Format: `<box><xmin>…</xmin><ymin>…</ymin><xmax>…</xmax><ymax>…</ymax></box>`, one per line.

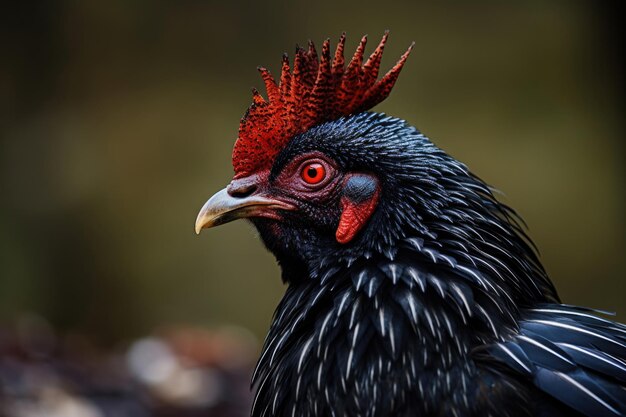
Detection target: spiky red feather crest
<box><xmin>232</xmin><ymin>32</ymin><xmax>414</xmax><ymax>178</ymax></box>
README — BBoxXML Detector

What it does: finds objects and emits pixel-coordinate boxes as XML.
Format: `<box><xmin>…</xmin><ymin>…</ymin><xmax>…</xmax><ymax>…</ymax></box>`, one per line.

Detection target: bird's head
<box><xmin>195</xmin><ymin>33</ymin><xmax>422</xmax><ymax>275</ymax></box>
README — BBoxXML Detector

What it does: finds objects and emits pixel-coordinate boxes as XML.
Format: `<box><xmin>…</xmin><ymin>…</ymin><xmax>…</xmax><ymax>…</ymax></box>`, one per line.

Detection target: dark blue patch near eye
<box><xmin>343</xmin><ymin>175</ymin><xmax>377</xmax><ymax>203</ymax></box>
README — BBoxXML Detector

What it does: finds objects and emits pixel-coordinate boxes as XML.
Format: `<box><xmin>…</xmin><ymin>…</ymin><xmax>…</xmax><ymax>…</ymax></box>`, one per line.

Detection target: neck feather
<box><xmin>251</xmin><ymin>235</ymin><xmax>547</xmax><ymax>416</ymax></box>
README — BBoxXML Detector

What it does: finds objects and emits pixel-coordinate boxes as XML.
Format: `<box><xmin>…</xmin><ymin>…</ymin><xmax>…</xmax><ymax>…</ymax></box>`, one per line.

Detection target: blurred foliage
<box><xmin>0</xmin><ymin>1</ymin><xmax>623</xmax><ymax>345</ymax></box>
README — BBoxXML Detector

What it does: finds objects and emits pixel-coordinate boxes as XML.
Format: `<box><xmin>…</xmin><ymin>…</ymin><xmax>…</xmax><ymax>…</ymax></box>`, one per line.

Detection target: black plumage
<box><xmin>241</xmin><ymin>113</ymin><xmax>626</xmax><ymax>417</ymax></box>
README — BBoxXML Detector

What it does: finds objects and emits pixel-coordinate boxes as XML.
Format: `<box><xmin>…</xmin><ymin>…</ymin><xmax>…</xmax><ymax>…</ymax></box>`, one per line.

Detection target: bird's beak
<box><xmin>195</xmin><ymin>187</ymin><xmax>295</xmax><ymax>234</ymax></box>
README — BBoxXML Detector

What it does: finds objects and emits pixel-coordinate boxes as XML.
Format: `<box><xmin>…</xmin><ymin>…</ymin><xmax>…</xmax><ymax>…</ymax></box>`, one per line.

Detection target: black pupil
<box><xmin>307</xmin><ymin>167</ymin><xmax>318</xmax><ymax>178</ymax></box>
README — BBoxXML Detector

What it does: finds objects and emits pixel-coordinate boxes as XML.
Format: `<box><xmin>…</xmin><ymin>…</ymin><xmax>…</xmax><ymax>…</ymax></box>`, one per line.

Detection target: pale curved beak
<box><xmin>195</xmin><ymin>187</ymin><xmax>295</xmax><ymax>234</ymax></box>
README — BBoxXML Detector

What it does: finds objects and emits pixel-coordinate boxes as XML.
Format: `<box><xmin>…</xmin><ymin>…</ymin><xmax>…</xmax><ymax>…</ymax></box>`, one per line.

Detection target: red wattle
<box><xmin>336</xmin><ymin>191</ymin><xmax>379</xmax><ymax>244</ymax></box>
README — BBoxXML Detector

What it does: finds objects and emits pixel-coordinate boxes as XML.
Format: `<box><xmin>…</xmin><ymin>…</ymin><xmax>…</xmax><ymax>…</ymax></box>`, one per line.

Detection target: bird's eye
<box><xmin>301</xmin><ymin>163</ymin><xmax>326</xmax><ymax>184</ymax></box>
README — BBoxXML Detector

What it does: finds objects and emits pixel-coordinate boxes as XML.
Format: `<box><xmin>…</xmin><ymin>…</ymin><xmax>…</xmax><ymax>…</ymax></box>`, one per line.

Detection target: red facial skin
<box><xmin>230</xmin><ymin>152</ymin><xmax>379</xmax><ymax>243</ymax></box>
<box><xmin>262</xmin><ymin>153</ymin><xmax>380</xmax><ymax>244</ymax></box>
<box><xmin>273</xmin><ymin>152</ymin><xmax>341</xmax><ymax>203</ymax></box>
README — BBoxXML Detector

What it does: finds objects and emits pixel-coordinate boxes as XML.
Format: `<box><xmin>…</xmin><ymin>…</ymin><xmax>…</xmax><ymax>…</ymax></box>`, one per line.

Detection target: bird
<box><xmin>194</xmin><ymin>32</ymin><xmax>626</xmax><ymax>417</ymax></box>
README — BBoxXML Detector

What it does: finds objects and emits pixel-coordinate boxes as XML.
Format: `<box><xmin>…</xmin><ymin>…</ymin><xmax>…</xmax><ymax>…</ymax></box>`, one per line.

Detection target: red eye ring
<box><xmin>301</xmin><ymin>162</ymin><xmax>326</xmax><ymax>184</ymax></box>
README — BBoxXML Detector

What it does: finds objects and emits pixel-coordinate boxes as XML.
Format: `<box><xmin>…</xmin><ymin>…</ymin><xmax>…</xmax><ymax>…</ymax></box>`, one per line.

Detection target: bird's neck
<box><xmin>251</xmin><ymin>243</ymin><xmax>521</xmax><ymax>416</ymax></box>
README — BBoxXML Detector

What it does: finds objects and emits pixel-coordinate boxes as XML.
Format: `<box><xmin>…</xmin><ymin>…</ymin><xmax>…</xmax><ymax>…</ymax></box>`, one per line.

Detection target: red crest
<box><xmin>232</xmin><ymin>32</ymin><xmax>414</xmax><ymax>178</ymax></box>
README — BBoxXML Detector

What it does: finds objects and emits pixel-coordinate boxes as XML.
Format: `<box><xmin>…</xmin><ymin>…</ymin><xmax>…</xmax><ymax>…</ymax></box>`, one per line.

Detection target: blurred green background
<box><xmin>1</xmin><ymin>1</ymin><xmax>624</xmax><ymax>345</ymax></box>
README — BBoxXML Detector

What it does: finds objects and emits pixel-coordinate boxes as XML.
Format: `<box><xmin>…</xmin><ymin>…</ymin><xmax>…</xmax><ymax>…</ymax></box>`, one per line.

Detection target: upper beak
<box><xmin>195</xmin><ymin>187</ymin><xmax>295</xmax><ymax>234</ymax></box>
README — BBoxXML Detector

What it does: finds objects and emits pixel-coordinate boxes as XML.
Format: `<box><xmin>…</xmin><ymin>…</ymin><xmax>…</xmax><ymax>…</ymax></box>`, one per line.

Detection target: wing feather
<box><xmin>477</xmin><ymin>304</ymin><xmax>626</xmax><ymax>417</ymax></box>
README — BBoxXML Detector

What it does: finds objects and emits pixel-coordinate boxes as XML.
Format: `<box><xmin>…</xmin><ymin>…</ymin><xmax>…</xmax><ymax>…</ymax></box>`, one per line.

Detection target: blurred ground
<box><xmin>0</xmin><ymin>1</ymin><xmax>624</xmax><ymax>416</ymax></box>
<box><xmin>0</xmin><ymin>315</ymin><xmax>255</xmax><ymax>416</ymax></box>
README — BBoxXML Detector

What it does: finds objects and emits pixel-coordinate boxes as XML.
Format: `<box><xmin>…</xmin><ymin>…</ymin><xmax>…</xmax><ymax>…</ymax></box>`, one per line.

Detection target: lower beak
<box><xmin>195</xmin><ymin>187</ymin><xmax>294</xmax><ymax>234</ymax></box>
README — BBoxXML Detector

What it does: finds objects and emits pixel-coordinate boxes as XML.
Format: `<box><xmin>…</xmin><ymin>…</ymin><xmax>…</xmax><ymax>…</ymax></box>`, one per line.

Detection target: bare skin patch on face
<box><xmin>336</xmin><ymin>174</ymin><xmax>380</xmax><ymax>244</ymax></box>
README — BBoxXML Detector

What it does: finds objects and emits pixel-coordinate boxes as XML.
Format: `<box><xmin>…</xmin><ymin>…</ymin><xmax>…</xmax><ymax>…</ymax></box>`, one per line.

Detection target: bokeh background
<box><xmin>1</xmin><ymin>1</ymin><xmax>624</xmax><ymax>416</ymax></box>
